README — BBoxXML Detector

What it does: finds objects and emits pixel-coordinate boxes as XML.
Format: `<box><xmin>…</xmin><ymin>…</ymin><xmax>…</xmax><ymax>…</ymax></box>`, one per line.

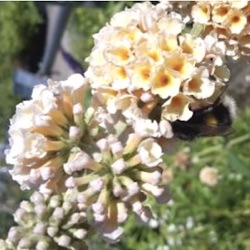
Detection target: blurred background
<box><xmin>0</xmin><ymin>2</ymin><xmax>250</xmax><ymax>249</ymax></box>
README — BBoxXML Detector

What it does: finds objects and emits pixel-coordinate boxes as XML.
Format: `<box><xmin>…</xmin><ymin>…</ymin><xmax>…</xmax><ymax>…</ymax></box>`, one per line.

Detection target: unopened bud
<box><xmin>47</xmin><ymin>226</ymin><xmax>58</xmax><ymax>237</ymax></box>
<box><xmin>36</xmin><ymin>240</ymin><xmax>49</xmax><ymax>250</ymax></box>
<box><xmin>33</xmin><ymin>223</ymin><xmax>46</xmax><ymax>235</ymax></box>
<box><xmin>69</xmin><ymin>126</ymin><xmax>82</xmax><ymax>141</ymax></box>
<box><xmin>73</xmin><ymin>229</ymin><xmax>87</xmax><ymax>239</ymax></box>
<box><xmin>18</xmin><ymin>238</ymin><xmax>32</xmax><ymax>248</ymax></box>
<box><xmin>57</xmin><ymin>234</ymin><xmax>71</xmax><ymax>247</ymax></box>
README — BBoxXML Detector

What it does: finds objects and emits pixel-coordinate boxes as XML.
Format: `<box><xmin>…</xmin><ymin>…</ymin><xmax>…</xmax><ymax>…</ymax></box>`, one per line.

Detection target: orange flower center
<box><xmin>188</xmin><ymin>78</ymin><xmax>200</xmax><ymax>91</ymax></box>
<box><xmin>117</xmin><ymin>67</ymin><xmax>127</xmax><ymax>79</ymax></box>
<box><xmin>231</xmin><ymin>15</ymin><xmax>241</xmax><ymax>24</ymax></box>
<box><xmin>182</xmin><ymin>43</ymin><xmax>193</xmax><ymax>54</ymax></box>
<box><xmin>159</xmin><ymin>74</ymin><xmax>171</xmax><ymax>87</ymax></box>
<box><xmin>117</xmin><ymin>48</ymin><xmax>130</xmax><ymax>61</ymax></box>
<box><xmin>171</xmin><ymin>96</ymin><xmax>183</xmax><ymax>107</ymax></box>
<box><xmin>201</xmin><ymin>5</ymin><xmax>209</xmax><ymax>14</ymax></box>
<box><xmin>140</xmin><ymin>68</ymin><xmax>151</xmax><ymax>81</ymax></box>
<box><xmin>216</xmin><ymin>7</ymin><xmax>229</xmax><ymax>16</ymax></box>
<box><xmin>149</xmin><ymin>51</ymin><xmax>160</xmax><ymax>62</ymax></box>
<box><xmin>172</xmin><ymin>62</ymin><xmax>184</xmax><ymax>72</ymax></box>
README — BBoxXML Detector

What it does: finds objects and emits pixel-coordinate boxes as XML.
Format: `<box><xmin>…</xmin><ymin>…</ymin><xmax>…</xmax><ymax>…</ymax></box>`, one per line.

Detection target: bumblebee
<box><xmin>171</xmin><ymin>95</ymin><xmax>236</xmax><ymax>140</ymax></box>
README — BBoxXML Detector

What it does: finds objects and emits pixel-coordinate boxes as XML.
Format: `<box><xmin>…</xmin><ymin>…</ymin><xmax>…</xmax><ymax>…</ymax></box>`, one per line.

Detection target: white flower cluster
<box><xmin>86</xmin><ymin>1</ymin><xmax>230</xmax><ymax>139</ymax></box>
<box><xmin>5</xmin><ymin>74</ymin><xmax>98</xmax><ymax>193</ymax></box>
<box><xmin>171</xmin><ymin>1</ymin><xmax>250</xmax><ymax>59</ymax></box>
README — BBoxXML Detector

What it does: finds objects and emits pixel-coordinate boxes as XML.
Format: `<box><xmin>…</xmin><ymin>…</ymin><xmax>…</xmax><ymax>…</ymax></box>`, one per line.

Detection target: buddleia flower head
<box><xmin>86</xmin><ymin>1</ymin><xmax>231</xmax><ymax>141</ymax></box>
<box><xmin>5</xmin><ymin>74</ymin><xmax>99</xmax><ymax>194</ymax></box>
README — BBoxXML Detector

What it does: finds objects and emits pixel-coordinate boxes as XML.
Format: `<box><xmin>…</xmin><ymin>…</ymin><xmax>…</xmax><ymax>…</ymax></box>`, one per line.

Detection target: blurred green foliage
<box><xmin>0</xmin><ymin>170</ymin><xmax>30</xmax><ymax>238</ymax></box>
<box><xmin>0</xmin><ymin>2</ymin><xmax>41</xmax><ymax>141</ymax></box>
<box><xmin>0</xmin><ymin>2</ymin><xmax>41</xmax><ymax>58</ymax></box>
<box><xmin>0</xmin><ymin>1</ymin><xmax>41</xmax><ymax>238</ymax></box>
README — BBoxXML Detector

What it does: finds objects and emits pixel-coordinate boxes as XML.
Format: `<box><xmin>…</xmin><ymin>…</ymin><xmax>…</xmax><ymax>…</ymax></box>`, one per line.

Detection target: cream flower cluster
<box><xmin>178</xmin><ymin>1</ymin><xmax>250</xmax><ymax>59</ymax></box>
<box><xmin>199</xmin><ymin>166</ymin><xmax>219</xmax><ymax>186</ymax></box>
<box><xmin>6</xmin><ymin>73</ymin><xmax>169</xmax><ymax>242</ymax></box>
<box><xmin>0</xmin><ymin>191</ymin><xmax>89</xmax><ymax>250</ymax></box>
<box><xmin>86</xmin><ymin>1</ymin><xmax>230</xmax><ymax>139</ymax></box>
<box><xmin>65</xmin><ymin>133</ymin><xmax>170</xmax><ymax>242</ymax></box>
<box><xmin>5</xmin><ymin>74</ymin><xmax>99</xmax><ymax>194</ymax></box>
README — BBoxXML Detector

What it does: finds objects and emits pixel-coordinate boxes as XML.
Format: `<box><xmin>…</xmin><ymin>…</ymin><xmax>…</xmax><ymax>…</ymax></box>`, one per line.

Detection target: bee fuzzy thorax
<box><xmin>171</xmin><ymin>95</ymin><xmax>236</xmax><ymax>140</ymax></box>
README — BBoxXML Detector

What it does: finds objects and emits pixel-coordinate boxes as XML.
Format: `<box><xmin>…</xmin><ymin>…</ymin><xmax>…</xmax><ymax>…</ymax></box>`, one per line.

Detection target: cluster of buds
<box><xmin>86</xmin><ymin>1</ymin><xmax>230</xmax><ymax>140</ymax></box>
<box><xmin>0</xmin><ymin>191</ymin><xmax>89</xmax><ymax>250</ymax></box>
<box><xmin>65</xmin><ymin>133</ymin><xmax>170</xmax><ymax>241</ymax></box>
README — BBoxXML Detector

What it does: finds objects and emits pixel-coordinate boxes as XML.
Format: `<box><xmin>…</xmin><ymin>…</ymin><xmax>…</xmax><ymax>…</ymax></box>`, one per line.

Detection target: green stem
<box><xmin>195</xmin><ymin>145</ymin><xmax>223</xmax><ymax>157</ymax></box>
<box><xmin>226</xmin><ymin>134</ymin><xmax>250</xmax><ymax>148</ymax></box>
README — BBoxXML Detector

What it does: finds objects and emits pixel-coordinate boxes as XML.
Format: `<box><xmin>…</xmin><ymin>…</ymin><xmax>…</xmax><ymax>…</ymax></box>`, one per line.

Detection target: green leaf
<box><xmin>227</xmin><ymin>152</ymin><xmax>250</xmax><ymax>177</ymax></box>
